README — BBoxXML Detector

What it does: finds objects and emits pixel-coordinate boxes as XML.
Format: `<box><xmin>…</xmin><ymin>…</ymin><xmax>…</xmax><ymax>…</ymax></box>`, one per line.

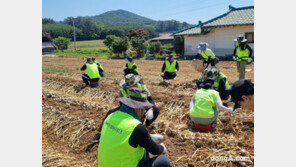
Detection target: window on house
<box><xmin>245</xmin><ymin>32</ymin><xmax>254</xmax><ymax>43</ymax></box>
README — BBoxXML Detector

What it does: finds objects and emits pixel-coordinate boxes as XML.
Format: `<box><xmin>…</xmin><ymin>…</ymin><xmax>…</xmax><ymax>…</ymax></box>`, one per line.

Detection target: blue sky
<box><xmin>42</xmin><ymin>0</ymin><xmax>254</xmax><ymax>24</ymax></box>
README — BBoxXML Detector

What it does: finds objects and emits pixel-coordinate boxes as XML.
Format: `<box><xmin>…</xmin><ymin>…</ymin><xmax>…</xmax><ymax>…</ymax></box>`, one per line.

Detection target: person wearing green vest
<box><xmin>233</xmin><ymin>35</ymin><xmax>253</xmax><ymax>80</ymax></box>
<box><xmin>230</xmin><ymin>79</ymin><xmax>254</xmax><ymax>112</ymax></box>
<box><xmin>197</xmin><ymin>67</ymin><xmax>231</xmax><ymax>100</ymax></box>
<box><xmin>90</xmin><ymin>74</ymin><xmax>160</xmax><ymax>143</ymax></box>
<box><xmin>123</xmin><ymin>57</ymin><xmax>139</xmax><ymax>76</ymax></box>
<box><xmin>98</xmin><ymin>88</ymin><xmax>170</xmax><ymax>167</ymax></box>
<box><xmin>161</xmin><ymin>55</ymin><xmax>179</xmax><ymax>80</ymax></box>
<box><xmin>80</xmin><ymin>57</ymin><xmax>103</xmax><ymax>87</ymax></box>
<box><xmin>92</xmin><ymin>57</ymin><xmax>104</xmax><ymax>77</ymax></box>
<box><xmin>197</xmin><ymin>42</ymin><xmax>216</xmax><ymax>69</ymax></box>
<box><xmin>189</xmin><ymin>78</ymin><xmax>237</xmax><ymax>131</ymax></box>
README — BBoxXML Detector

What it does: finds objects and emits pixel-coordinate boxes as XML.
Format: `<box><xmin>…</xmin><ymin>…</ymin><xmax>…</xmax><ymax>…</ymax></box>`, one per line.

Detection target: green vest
<box><xmin>120</xmin><ymin>83</ymin><xmax>145</xmax><ymax>97</ymax></box>
<box><xmin>235</xmin><ymin>43</ymin><xmax>249</xmax><ymax>61</ymax></box>
<box><xmin>214</xmin><ymin>72</ymin><xmax>230</xmax><ymax>90</ymax></box>
<box><xmin>128</xmin><ymin>63</ymin><xmax>139</xmax><ymax>73</ymax></box>
<box><xmin>165</xmin><ymin>60</ymin><xmax>176</xmax><ymax>72</ymax></box>
<box><xmin>98</xmin><ymin>111</ymin><xmax>145</xmax><ymax>167</ymax></box>
<box><xmin>95</xmin><ymin>61</ymin><xmax>104</xmax><ymax>70</ymax></box>
<box><xmin>201</xmin><ymin>48</ymin><xmax>215</xmax><ymax>61</ymax></box>
<box><xmin>86</xmin><ymin>63</ymin><xmax>100</xmax><ymax>79</ymax></box>
<box><xmin>189</xmin><ymin>88</ymin><xmax>219</xmax><ymax>117</ymax></box>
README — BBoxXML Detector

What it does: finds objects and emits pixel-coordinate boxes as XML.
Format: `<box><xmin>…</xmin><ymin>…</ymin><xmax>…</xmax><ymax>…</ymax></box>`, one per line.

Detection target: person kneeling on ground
<box><xmin>197</xmin><ymin>67</ymin><xmax>231</xmax><ymax>101</ymax></box>
<box><xmin>229</xmin><ymin>79</ymin><xmax>254</xmax><ymax>111</ymax></box>
<box><xmin>189</xmin><ymin>78</ymin><xmax>237</xmax><ymax>131</ymax></box>
<box><xmin>98</xmin><ymin>88</ymin><xmax>170</xmax><ymax>167</ymax></box>
<box><xmin>90</xmin><ymin>74</ymin><xmax>159</xmax><ymax>142</ymax></box>
<box><xmin>123</xmin><ymin>57</ymin><xmax>139</xmax><ymax>76</ymax></box>
<box><xmin>80</xmin><ymin>57</ymin><xmax>103</xmax><ymax>88</ymax></box>
<box><xmin>161</xmin><ymin>55</ymin><xmax>179</xmax><ymax>80</ymax></box>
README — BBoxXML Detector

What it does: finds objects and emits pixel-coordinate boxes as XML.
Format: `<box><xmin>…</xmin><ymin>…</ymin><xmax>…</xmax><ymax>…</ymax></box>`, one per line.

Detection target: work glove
<box><xmin>226</xmin><ymin>107</ymin><xmax>237</xmax><ymax>113</ymax></box>
<box><xmin>161</xmin><ymin>72</ymin><xmax>164</xmax><ymax>76</ymax></box>
<box><xmin>233</xmin><ymin>56</ymin><xmax>237</xmax><ymax>61</ymax></box>
<box><xmin>123</xmin><ymin>66</ymin><xmax>127</xmax><ymax>70</ymax></box>
<box><xmin>175</xmin><ymin>69</ymin><xmax>178</xmax><ymax>72</ymax></box>
<box><xmin>122</xmin><ymin>71</ymin><xmax>125</xmax><ymax>76</ymax></box>
<box><xmin>160</xmin><ymin>143</ymin><xmax>167</xmax><ymax>154</ymax></box>
<box><xmin>247</xmin><ymin>58</ymin><xmax>253</xmax><ymax>64</ymax></box>
<box><xmin>151</xmin><ymin>134</ymin><xmax>164</xmax><ymax>144</ymax></box>
<box><xmin>145</xmin><ymin>108</ymin><xmax>154</xmax><ymax>120</ymax></box>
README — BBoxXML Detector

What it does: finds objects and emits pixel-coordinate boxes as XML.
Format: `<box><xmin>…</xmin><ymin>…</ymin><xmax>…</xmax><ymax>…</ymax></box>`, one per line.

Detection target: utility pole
<box><xmin>72</xmin><ymin>19</ymin><xmax>77</xmax><ymax>51</ymax></box>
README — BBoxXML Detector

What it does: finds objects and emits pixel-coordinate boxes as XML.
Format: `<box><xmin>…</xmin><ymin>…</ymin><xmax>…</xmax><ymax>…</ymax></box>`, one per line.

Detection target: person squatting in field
<box><xmin>97</xmin><ymin>88</ymin><xmax>170</xmax><ymax>167</ymax></box>
<box><xmin>230</xmin><ymin>79</ymin><xmax>254</xmax><ymax>111</ymax></box>
<box><xmin>161</xmin><ymin>55</ymin><xmax>179</xmax><ymax>80</ymax></box>
<box><xmin>189</xmin><ymin>78</ymin><xmax>237</xmax><ymax>130</ymax></box>
<box><xmin>80</xmin><ymin>57</ymin><xmax>104</xmax><ymax>87</ymax></box>
<box><xmin>90</xmin><ymin>74</ymin><xmax>159</xmax><ymax>142</ymax></box>
<box><xmin>123</xmin><ymin>57</ymin><xmax>139</xmax><ymax>76</ymax></box>
<box><xmin>196</xmin><ymin>67</ymin><xmax>231</xmax><ymax>101</ymax></box>
<box><xmin>196</xmin><ymin>42</ymin><xmax>217</xmax><ymax>69</ymax></box>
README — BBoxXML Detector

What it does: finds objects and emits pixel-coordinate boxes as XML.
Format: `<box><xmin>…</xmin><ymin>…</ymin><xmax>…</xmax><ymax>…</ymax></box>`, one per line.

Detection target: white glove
<box><xmin>161</xmin><ymin>72</ymin><xmax>164</xmax><ymax>76</ymax></box>
<box><xmin>151</xmin><ymin>134</ymin><xmax>164</xmax><ymax>144</ymax></box>
<box><xmin>227</xmin><ymin>108</ymin><xmax>237</xmax><ymax>113</ymax></box>
<box><xmin>233</xmin><ymin>56</ymin><xmax>237</xmax><ymax>61</ymax></box>
<box><xmin>175</xmin><ymin>69</ymin><xmax>178</xmax><ymax>72</ymax></box>
<box><xmin>123</xmin><ymin>66</ymin><xmax>127</xmax><ymax>70</ymax></box>
<box><xmin>145</xmin><ymin>108</ymin><xmax>154</xmax><ymax>120</ymax></box>
<box><xmin>122</xmin><ymin>71</ymin><xmax>125</xmax><ymax>75</ymax></box>
<box><xmin>160</xmin><ymin>143</ymin><xmax>167</xmax><ymax>154</ymax></box>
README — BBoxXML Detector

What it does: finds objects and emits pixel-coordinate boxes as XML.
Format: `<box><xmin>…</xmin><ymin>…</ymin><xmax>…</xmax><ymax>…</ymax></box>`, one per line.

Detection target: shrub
<box><xmin>111</xmin><ymin>37</ymin><xmax>129</xmax><ymax>57</ymax></box>
<box><xmin>103</xmin><ymin>35</ymin><xmax>120</xmax><ymax>49</ymax></box>
<box><xmin>53</xmin><ymin>37</ymin><xmax>71</xmax><ymax>52</ymax></box>
<box><xmin>130</xmin><ymin>37</ymin><xmax>149</xmax><ymax>58</ymax></box>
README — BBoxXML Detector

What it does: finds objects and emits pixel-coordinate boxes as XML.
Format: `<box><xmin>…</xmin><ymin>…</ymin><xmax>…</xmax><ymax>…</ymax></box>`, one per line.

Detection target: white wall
<box><xmin>184</xmin><ymin>25</ymin><xmax>254</xmax><ymax>57</ymax></box>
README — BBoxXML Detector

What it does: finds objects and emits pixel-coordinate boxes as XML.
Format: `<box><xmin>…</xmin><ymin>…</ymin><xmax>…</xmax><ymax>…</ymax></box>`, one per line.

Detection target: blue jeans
<box><xmin>138</xmin><ymin>155</ymin><xmax>170</xmax><ymax>167</ymax></box>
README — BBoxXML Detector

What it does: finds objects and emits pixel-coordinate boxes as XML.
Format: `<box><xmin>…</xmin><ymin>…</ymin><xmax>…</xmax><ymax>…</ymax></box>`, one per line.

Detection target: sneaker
<box><xmin>89</xmin><ymin>133</ymin><xmax>101</xmax><ymax>143</ymax></box>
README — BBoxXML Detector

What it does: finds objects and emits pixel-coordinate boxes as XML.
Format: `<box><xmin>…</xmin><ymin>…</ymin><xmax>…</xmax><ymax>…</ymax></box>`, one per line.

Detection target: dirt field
<box><xmin>42</xmin><ymin>57</ymin><xmax>254</xmax><ymax>167</ymax></box>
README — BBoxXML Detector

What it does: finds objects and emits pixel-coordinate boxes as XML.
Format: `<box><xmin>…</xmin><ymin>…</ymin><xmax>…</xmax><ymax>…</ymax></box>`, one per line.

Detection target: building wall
<box><xmin>184</xmin><ymin>25</ymin><xmax>254</xmax><ymax>57</ymax></box>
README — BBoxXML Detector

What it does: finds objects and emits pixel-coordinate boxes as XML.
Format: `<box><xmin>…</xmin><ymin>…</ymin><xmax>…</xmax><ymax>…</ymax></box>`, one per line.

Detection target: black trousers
<box><xmin>138</xmin><ymin>155</ymin><xmax>171</xmax><ymax>167</ymax></box>
<box><xmin>82</xmin><ymin>73</ymin><xmax>99</xmax><ymax>85</ymax></box>
<box><xmin>203</xmin><ymin>59</ymin><xmax>215</xmax><ymax>69</ymax></box>
<box><xmin>161</xmin><ymin>72</ymin><xmax>176</xmax><ymax>80</ymax></box>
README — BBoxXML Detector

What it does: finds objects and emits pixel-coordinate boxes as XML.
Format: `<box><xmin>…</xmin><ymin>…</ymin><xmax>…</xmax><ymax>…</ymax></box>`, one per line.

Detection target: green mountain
<box><xmin>89</xmin><ymin>9</ymin><xmax>193</xmax><ymax>32</ymax></box>
<box><xmin>90</xmin><ymin>9</ymin><xmax>156</xmax><ymax>26</ymax></box>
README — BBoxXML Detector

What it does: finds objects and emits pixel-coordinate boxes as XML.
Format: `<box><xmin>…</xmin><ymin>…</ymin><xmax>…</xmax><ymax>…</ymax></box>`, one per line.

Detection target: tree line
<box><xmin>42</xmin><ymin>17</ymin><xmax>191</xmax><ymax>41</ymax></box>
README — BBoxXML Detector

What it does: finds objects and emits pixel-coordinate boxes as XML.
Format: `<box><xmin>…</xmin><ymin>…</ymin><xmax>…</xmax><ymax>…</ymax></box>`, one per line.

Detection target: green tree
<box><xmin>174</xmin><ymin>36</ymin><xmax>184</xmax><ymax>55</ymax></box>
<box><xmin>149</xmin><ymin>41</ymin><xmax>162</xmax><ymax>56</ymax></box>
<box><xmin>42</xmin><ymin>24</ymin><xmax>83</xmax><ymax>40</ymax></box>
<box><xmin>42</xmin><ymin>18</ymin><xmax>56</xmax><ymax>24</ymax></box>
<box><xmin>103</xmin><ymin>35</ymin><xmax>120</xmax><ymax>49</ymax></box>
<box><xmin>53</xmin><ymin>37</ymin><xmax>71</xmax><ymax>52</ymax></box>
<box><xmin>130</xmin><ymin>37</ymin><xmax>149</xmax><ymax>58</ymax></box>
<box><xmin>111</xmin><ymin>37</ymin><xmax>129</xmax><ymax>56</ymax></box>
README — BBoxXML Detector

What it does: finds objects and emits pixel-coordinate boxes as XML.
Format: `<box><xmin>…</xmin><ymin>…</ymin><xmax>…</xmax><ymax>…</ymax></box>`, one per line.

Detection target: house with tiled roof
<box><xmin>173</xmin><ymin>5</ymin><xmax>254</xmax><ymax>57</ymax></box>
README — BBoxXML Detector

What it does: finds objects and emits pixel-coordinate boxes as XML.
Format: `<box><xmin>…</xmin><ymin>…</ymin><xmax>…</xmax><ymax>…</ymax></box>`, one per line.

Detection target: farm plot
<box><xmin>42</xmin><ymin>57</ymin><xmax>254</xmax><ymax>167</ymax></box>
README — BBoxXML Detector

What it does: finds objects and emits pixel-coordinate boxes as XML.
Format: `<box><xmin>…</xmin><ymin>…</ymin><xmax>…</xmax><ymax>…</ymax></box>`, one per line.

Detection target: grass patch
<box><xmin>42</xmin><ymin>67</ymin><xmax>74</xmax><ymax>74</ymax></box>
<box><xmin>54</xmin><ymin>46</ymin><xmax>109</xmax><ymax>58</ymax></box>
<box><xmin>69</xmin><ymin>40</ymin><xmax>105</xmax><ymax>49</ymax></box>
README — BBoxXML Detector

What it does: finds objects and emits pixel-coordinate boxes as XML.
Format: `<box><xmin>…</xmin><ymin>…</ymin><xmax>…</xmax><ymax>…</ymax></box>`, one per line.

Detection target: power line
<box><xmin>157</xmin><ymin>0</ymin><xmax>239</xmax><ymax>19</ymax></box>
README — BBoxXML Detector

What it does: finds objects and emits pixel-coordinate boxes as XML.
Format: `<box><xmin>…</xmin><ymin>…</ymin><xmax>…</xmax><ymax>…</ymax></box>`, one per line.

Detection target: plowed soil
<box><xmin>42</xmin><ymin>57</ymin><xmax>254</xmax><ymax>167</ymax></box>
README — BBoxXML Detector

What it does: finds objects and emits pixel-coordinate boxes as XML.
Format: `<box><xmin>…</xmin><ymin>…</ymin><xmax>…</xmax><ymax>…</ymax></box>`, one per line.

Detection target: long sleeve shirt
<box><xmin>233</xmin><ymin>43</ymin><xmax>253</xmax><ymax>58</ymax></box>
<box><xmin>161</xmin><ymin>60</ymin><xmax>179</xmax><ymax>72</ymax></box>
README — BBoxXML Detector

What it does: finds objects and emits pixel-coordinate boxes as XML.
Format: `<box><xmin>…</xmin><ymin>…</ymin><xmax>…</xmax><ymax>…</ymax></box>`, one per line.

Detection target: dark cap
<box><xmin>230</xmin><ymin>79</ymin><xmax>254</xmax><ymax>110</ymax></box>
<box><xmin>127</xmin><ymin>57</ymin><xmax>133</xmax><ymax>62</ymax></box>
